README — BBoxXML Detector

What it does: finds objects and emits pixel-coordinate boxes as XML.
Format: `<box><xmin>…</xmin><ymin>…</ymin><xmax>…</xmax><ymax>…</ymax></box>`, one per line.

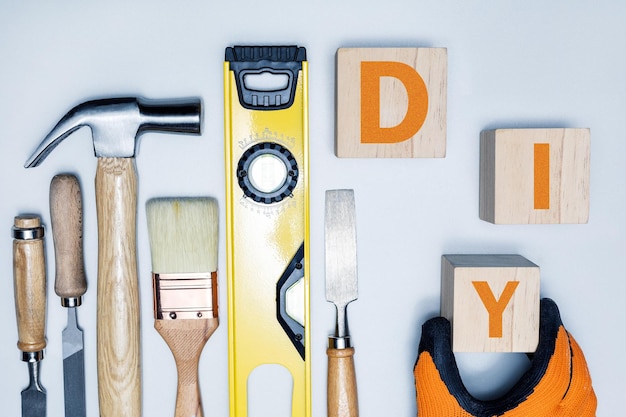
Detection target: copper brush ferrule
<box><xmin>153</xmin><ymin>271</ymin><xmax>218</xmax><ymax>320</ymax></box>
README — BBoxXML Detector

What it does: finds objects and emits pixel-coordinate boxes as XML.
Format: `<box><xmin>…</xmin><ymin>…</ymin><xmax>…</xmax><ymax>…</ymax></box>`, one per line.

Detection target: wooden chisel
<box><xmin>325</xmin><ymin>189</ymin><xmax>359</xmax><ymax>417</ymax></box>
<box><xmin>13</xmin><ymin>215</ymin><xmax>47</xmax><ymax>417</ymax></box>
<box><xmin>50</xmin><ymin>174</ymin><xmax>87</xmax><ymax>417</ymax></box>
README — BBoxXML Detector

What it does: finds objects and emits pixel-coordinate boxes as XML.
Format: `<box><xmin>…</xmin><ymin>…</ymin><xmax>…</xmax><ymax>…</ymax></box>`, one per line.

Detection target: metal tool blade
<box><xmin>325</xmin><ymin>189</ymin><xmax>358</xmax><ymax>341</ymax></box>
<box><xmin>22</xmin><ymin>360</ymin><xmax>46</xmax><ymax>417</ymax></box>
<box><xmin>62</xmin><ymin>307</ymin><xmax>86</xmax><ymax>417</ymax></box>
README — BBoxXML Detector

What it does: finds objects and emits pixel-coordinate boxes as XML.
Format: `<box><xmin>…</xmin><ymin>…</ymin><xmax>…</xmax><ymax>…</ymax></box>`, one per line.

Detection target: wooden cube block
<box><xmin>480</xmin><ymin>128</ymin><xmax>590</xmax><ymax>224</ymax></box>
<box><xmin>336</xmin><ymin>47</ymin><xmax>447</xmax><ymax>158</ymax></box>
<box><xmin>441</xmin><ymin>254</ymin><xmax>540</xmax><ymax>352</ymax></box>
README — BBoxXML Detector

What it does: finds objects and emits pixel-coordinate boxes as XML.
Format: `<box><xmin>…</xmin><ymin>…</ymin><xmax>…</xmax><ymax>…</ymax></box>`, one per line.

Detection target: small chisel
<box><xmin>50</xmin><ymin>174</ymin><xmax>87</xmax><ymax>417</ymax></box>
<box><xmin>13</xmin><ymin>214</ymin><xmax>48</xmax><ymax>417</ymax></box>
<box><xmin>325</xmin><ymin>189</ymin><xmax>359</xmax><ymax>417</ymax></box>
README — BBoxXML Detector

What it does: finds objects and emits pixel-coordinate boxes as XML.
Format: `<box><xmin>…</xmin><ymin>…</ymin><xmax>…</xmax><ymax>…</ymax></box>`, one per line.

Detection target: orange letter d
<box><xmin>360</xmin><ymin>61</ymin><xmax>429</xmax><ymax>144</ymax></box>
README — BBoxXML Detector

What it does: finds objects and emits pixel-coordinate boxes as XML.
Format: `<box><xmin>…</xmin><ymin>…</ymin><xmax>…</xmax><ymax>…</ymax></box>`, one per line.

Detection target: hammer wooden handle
<box><xmin>327</xmin><ymin>347</ymin><xmax>359</xmax><ymax>417</ymax></box>
<box><xmin>50</xmin><ymin>174</ymin><xmax>87</xmax><ymax>301</ymax></box>
<box><xmin>155</xmin><ymin>318</ymin><xmax>219</xmax><ymax>417</ymax></box>
<box><xmin>13</xmin><ymin>215</ymin><xmax>47</xmax><ymax>354</ymax></box>
<box><xmin>95</xmin><ymin>158</ymin><xmax>141</xmax><ymax>417</ymax></box>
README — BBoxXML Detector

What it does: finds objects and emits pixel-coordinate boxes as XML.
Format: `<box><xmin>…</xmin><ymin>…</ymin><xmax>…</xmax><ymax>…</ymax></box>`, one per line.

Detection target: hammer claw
<box><xmin>25</xmin><ymin>103</ymin><xmax>89</xmax><ymax>168</ymax></box>
<box><xmin>25</xmin><ymin>97</ymin><xmax>202</xmax><ymax>167</ymax></box>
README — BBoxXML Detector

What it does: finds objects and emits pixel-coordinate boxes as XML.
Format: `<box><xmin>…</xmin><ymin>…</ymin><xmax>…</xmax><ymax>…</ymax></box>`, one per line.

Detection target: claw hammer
<box><xmin>25</xmin><ymin>97</ymin><xmax>202</xmax><ymax>417</ymax></box>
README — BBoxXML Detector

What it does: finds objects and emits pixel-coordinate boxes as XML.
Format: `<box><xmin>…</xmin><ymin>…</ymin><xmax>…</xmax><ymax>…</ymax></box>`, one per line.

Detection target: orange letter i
<box><xmin>534</xmin><ymin>143</ymin><xmax>550</xmax><ymax>210</ymax></box>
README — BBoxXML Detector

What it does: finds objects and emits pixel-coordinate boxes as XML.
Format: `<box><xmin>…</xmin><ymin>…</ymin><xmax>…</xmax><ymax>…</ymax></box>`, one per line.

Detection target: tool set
<box><xmin>8</xmin><ymin>43</ymin><xmax>596</xmax><ymax>417</ymax></box>
<box><xmin>24</xmin><ymin>97</ymin><xmax>201</xmax><ymax>417</ymax></box>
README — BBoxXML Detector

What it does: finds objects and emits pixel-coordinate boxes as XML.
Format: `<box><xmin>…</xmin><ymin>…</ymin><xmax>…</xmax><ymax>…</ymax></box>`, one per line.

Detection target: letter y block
<box><xmin>441</xmin><ymin>254</ymin><xmax>540</xmax><ymax>352</ymax></box>
<box><xmin>336</xmin><ymin>47</ymin><xmax>447</xmax><ymax>158</ymax></box>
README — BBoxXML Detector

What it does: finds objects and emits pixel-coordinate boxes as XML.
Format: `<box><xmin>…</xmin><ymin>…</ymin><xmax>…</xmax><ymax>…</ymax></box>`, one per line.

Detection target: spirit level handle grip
<box><xmin>50</xmin><ymin>174</ymin><xmax>87</xmax><ymax>302</ymax></box>
<box><xmin>327</xmin><ymin>347</ymin><xmax>359</xmax><ymax>417</ymax></box>
<box><xmin>13</xmin><ymin>215</ymin><xmax>47</xmax><ymax>354</ymax></box>
<box><xmin>95</xmin><ymin>157</ymin><xmax>141</xmax><ymax>417</ymax></box>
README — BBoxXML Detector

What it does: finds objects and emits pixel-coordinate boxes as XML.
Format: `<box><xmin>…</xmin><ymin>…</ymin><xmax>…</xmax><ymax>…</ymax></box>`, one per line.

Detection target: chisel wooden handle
<box><xmin>13</xmin><ymin>215</ymin><xmax>47</xmax><ymax>354</ymax></box>
<box><xmin>95</xmin><ymin>158</ymin><xmax>141</xmax><ymax>417</ymax></box>
<box><xmin>50</xmin><ymin>174</ymin><xmax>87</xmax><ymax>303</ymax></box>
<box><xmin>327</xmin><ymin>347</ymin><xmax>358</xmax><ymax>417</ymax></box>
<box><xmin>155</xmin><ymin>318</ymin><xmax>219</xmax><ymax>417</ymax></box>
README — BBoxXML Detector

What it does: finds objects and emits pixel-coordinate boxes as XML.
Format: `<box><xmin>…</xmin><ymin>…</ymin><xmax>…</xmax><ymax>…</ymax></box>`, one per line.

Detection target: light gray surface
<box><xmin>1</xmin><ymin>1</ymin><xmax>624</xmax><ymax>416</ymax></box>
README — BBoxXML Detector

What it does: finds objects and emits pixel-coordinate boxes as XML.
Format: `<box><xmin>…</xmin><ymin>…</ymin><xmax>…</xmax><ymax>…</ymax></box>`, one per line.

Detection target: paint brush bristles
<box><xmin>146</xmin><ymin>197</ymin><xmax>218</xmax><ymax>274</ymax></box>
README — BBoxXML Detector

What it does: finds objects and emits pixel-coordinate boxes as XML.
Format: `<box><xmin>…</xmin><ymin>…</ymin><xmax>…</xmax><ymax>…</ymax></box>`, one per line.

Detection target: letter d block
<box><xmin>336</xmin><ymin>47</ymin><xmax>447</xmax><ymax>158</ymax></box>
<box><xmin>441</xmin><ymin>254</ymin><xmax>540</xmax><ymax>352</ymax></box>
<box><xmin>480</xmin><ymin>128</ymin><xmax>590</xmax><ymax>224</ymax></box>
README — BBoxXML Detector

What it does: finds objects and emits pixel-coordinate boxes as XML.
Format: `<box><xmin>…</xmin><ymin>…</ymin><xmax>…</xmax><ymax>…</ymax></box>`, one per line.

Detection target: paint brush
<box><xmin>146</xmin><ymin>197</ymin><xmax>219</xmax><ymax>417</ymax></box>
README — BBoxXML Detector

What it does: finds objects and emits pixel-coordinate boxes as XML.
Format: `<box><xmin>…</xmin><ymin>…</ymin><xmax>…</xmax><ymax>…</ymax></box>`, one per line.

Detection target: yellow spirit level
<box><xmin>224</xmin><ymin>45</ymin><xmax>310</xmax><ymax>417</ymax></box>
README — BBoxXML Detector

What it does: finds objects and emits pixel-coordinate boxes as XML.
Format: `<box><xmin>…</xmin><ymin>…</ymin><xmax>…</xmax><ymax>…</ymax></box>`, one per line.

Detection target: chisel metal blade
<box><xmin>62</xmin><ymin>308</ymin><xmax>86</xmax><ymax>417</ymax></box>
<box><xmin>22</xmin><ymin>359</ymin><xmax>46</xmax><ymax>417</ymax></box>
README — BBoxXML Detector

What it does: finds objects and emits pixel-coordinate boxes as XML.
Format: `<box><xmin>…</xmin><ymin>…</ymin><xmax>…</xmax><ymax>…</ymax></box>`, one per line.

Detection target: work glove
<box><xmin>414</xmin><ymin>298</ymin><xmax>597</xmax><ymax>416</ymax></box>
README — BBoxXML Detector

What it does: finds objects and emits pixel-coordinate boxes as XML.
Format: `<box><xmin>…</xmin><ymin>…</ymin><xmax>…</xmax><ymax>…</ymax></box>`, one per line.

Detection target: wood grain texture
<box><xmin>155</xmin><ymin>318</ymin><xmax>219</xmax><ymax>417</ymax></box>
<box><xmin>327</xmin><ymin>347</ymin><xmax>358</xmax><ymax>417</ymax></box>
<box><xmin>13</xmin><ymin>215</ymin><xmax>47</xmax><ymax>353</ymax></box>
<box><xmin>95</xmin><ymin>158</ymin><xmax>141</xmax><ymax>417</ymax></box>
<box><xmin>441</xmin><ymin>255</ymin><xmax>540</xmax><ymax>353</ymax></box>
<box><xmin>479</xmin><ymin>128</ymin><xmax>590</xmax><ymax>224</ymax></box>
<box><xmin>336</xmin><ymin>47</ymin><xmax>447</xmax><ymax>158</ymax></box>
<box><xmin>50</xmin><ymin>174</ymin><xmax>87</xmax><ymax>300</ymax></box>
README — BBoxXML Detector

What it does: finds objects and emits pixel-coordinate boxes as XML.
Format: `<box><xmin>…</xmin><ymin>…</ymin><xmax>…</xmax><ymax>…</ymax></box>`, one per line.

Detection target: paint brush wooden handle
<box><xmin>50</xmin><ymin>174</ymin><xmax>87</xmax><ymax>302</ymax></box>
<box><xmin>13</xmin><ymin>215</ymin><xmax>47</xmax><ymax>354</ymax></box>
<box><xmin>95</xmin><ymin>158</ymin><xmax>141</xmax><ymax>417</ymax></box>
<box><xmin>327</xmin><ymin>347</ymin><xmax>359</xmax><ymax>417</ymax></box>
<box><xmin>155</xmin><ymin>318</ymin><xmax>219</xmax><ymax>417</ymax></box>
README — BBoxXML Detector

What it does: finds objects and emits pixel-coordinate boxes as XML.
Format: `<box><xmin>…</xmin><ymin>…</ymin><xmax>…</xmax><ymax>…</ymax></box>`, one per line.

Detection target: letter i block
<box><xmin>480</xmin><ymin>128</ymin><xmax>590</xmax><ymax>224</ymax></box>
<box><xmin>441</xmin><ymin>255</ymin><xmax>540</xmax><ymax>352</ymax></box>
<box><xmin>336</xmin><ymin>47</ymin><xmax>447</xmax><ymax>158</ymax></box>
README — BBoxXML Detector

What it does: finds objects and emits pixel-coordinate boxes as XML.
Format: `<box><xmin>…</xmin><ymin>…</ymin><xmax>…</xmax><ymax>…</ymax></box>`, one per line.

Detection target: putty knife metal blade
<box><xmin>325</xmin><ymin>189</ymin><xmax>358</xmax><ymax>326</ymax></box>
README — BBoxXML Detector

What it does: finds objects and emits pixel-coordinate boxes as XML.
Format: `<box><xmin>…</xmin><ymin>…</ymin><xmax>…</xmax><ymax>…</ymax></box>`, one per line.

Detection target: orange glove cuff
<box><xmin>414</xmin><ymin>298</ymin><xmax>597</xmax><ymax>416</ymax></box>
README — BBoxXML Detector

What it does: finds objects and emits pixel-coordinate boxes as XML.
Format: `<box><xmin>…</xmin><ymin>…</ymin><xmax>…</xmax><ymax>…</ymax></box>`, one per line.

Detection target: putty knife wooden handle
<box><xmin>96</xmin><ymin>158</ymin><xmax>141</xmax><ymax>417</ymax></box>
<box><xmin>50</xmin><ymin>174</ymin><xmax>87</xmax><ymax>302</ymax></box>
<box><xmin>327</xmin><ymin>347</ymin><xmax>358</xmax><ymax>417</ymax></box>
<box><xmin>14</xmin><ymin>215</ymin><xmax>47</xmax><ymax>354</ymax></box>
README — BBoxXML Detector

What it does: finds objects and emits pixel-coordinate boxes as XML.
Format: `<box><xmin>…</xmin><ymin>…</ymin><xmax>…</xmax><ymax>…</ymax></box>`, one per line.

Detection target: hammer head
<box><xmin>25</xmin><ymin>97</ymin><xmax>202</xmax><ymax>167</ymax></box>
